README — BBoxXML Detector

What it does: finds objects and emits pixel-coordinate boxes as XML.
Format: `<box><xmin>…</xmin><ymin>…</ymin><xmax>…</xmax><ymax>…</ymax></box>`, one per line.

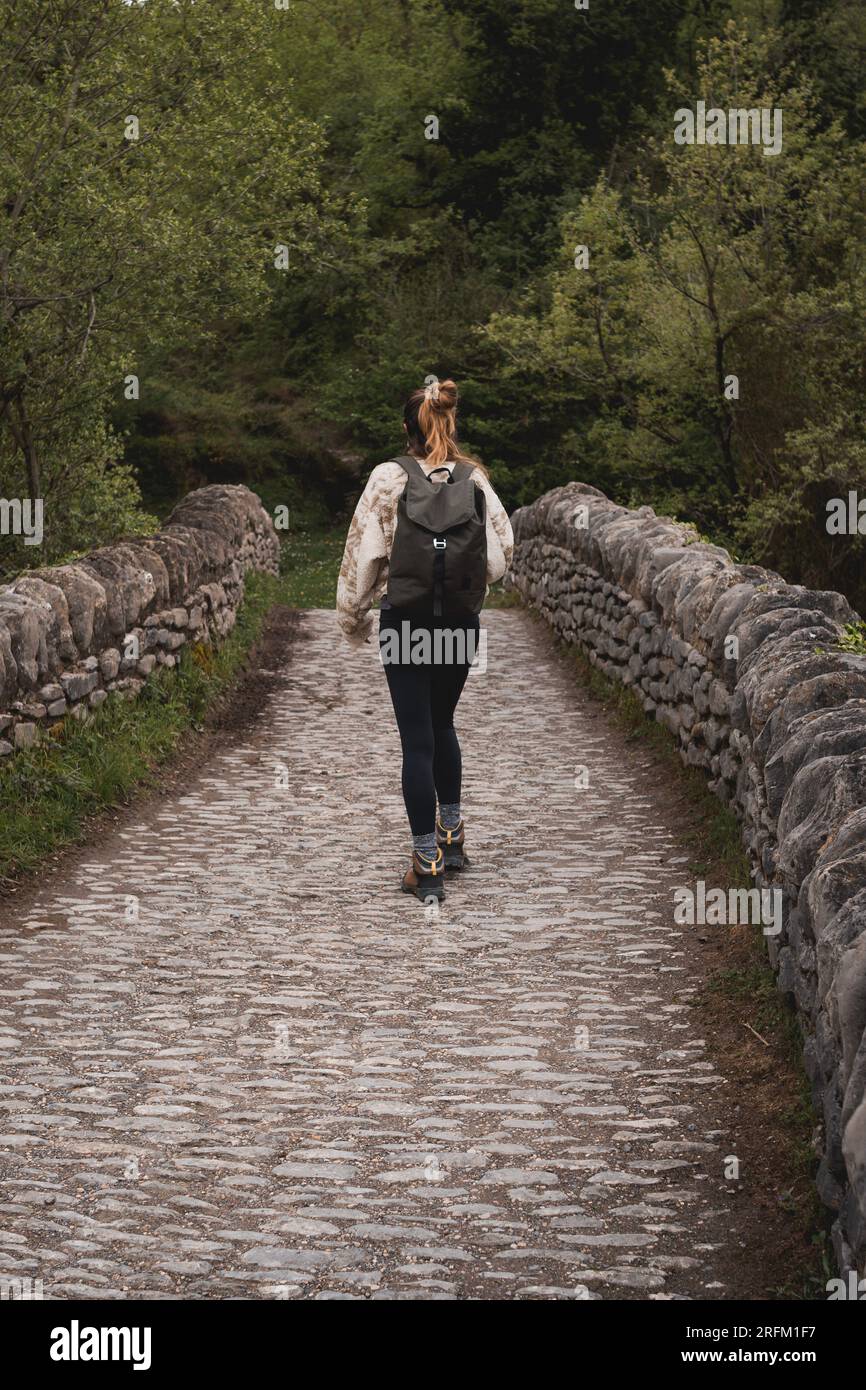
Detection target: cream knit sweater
<box><xmin>336</xmin><ymin>456</ymin><xmax>515</xmax><ymax>645</ymax></box>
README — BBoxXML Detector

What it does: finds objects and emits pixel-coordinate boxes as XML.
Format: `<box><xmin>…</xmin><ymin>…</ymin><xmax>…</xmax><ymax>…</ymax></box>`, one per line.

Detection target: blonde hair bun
<box><xmin>403</xmin><ymin>377</ymin><xmax>486</xmax><ymax>476</ymax></box>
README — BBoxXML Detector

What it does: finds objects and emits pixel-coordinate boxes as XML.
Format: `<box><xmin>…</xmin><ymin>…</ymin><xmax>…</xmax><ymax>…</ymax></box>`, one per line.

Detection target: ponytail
<box><xmin>402</xmin><ymin>378</ymin><xmax>487</xmax><ymax>477</ymax></box>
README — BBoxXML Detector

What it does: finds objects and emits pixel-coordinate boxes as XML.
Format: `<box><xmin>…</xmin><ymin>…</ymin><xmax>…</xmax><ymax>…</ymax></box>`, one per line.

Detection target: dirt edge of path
<box><xmin>538</xmin><ymin>613</ymin><xmax>828</xmax><ymax>1302</ymax></box>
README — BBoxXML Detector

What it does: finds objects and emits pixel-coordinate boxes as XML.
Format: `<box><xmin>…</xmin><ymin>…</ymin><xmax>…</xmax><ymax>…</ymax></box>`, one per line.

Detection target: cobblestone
<box><xmin>0</xmin><ymin>609</ymin><xmax>744</xmax><ymax>1299</ymax></box>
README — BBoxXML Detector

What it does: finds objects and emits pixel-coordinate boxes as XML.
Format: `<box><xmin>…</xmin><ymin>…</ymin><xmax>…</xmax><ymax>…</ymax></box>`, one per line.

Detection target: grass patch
<box><xmin>836</xmin><ymin>619</ymin><xmax>866</xmax><ymax>656</ymax></box>
<box><xmin>484</xmin><ymin>582</ymin><xmax>523</xmax><ymax>610</ymax></box>
<box><xmin>278</xmin><ymin>527</ymin><xmax>344</xmax><ymax>608</ymax></box>
<box><xmin>275</xmin><ymin>525</ymin><xmax>522</xmax><ymax>615</ymax></box>
<box><xmin>0</xmin><ymin>570</ymin><xmax>287</xmax><ymax>888</ymax></box>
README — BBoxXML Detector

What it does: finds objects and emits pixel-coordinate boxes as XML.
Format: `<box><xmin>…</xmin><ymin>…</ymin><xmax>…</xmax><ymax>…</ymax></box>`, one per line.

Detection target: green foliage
<box><xmin>484</xmin><ymin>19</ymin><xmax>866</xmax><ymax>604</ymax></box>
<box><xmin>434</xmin><ymin>0</ymin><xmax>684</xmax><ymax>268</ymax></box>
<box><xmin>780</xmin><ymin>0</ymin><xmax>866</xmax><ymax>137</ymax></box>
<box><xmin>120</xmin><ymin>0</ymin><xmax>690</xmax><ymax>510</ymax></box>
<box><xmin>837</xmin><ymin>622</ymin><xmax>866</xmax><ymax>656</ymax></box>
<box><xmin>4</xmin><ymin>0</ymin><xmax>866</xmax><ymax>613</ymax></box>
<box><xmin>278</xmin><ymin>528</ymin><xmax>345</xmax><ymax>609</ymax></box>
<box><xmin>0</xmin><ymin>568</ymin><xmax>284</xmax><ymax>884</ymax></box>
<box><xmin>0</xmin><ymin>0</ymin><xmax>340</xmax><ymax>562</ymax></box>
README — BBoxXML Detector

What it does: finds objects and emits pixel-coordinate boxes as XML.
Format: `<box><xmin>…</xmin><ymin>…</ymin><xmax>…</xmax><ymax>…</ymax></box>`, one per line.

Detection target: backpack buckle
<box><xmin>433</xmin><ymin>538</ymin><xmax>447</xmax><ymax>549</ymax></box>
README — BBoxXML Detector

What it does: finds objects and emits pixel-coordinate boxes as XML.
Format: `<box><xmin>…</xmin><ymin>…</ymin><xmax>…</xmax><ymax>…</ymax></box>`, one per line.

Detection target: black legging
<box><xmin>379</xmin><ymin>606</ymin><xmax>479</xmax><ymax>835</ymax></box>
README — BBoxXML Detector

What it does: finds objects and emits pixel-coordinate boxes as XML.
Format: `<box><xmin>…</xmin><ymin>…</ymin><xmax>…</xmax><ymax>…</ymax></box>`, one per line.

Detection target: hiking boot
<box><xmin>437</xmin><ymin>818</ymin><xmax>469</xmax><ymax>871</ymax></box>
<box><xmin>400</xmin><ymin>847</ymin><xmax>446</xmax><ymax>903</ymax></box>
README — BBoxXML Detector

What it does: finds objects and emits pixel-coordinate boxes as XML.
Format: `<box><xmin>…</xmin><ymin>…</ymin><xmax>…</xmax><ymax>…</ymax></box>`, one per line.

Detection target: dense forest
<box><xmin>2</xmin><ymin>0</ymin><xmax>866</xmax><ymax>607</ymax></box>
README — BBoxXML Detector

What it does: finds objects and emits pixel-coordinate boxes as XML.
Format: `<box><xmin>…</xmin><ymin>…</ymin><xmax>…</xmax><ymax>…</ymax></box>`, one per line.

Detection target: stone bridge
<box><xmin>0</xmin><ymin>482</ymin><xmax>863</xmax><ymax>1300</ymax></box>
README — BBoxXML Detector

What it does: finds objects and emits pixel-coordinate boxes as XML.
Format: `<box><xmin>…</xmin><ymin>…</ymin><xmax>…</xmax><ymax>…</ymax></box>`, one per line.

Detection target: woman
<box><xmin>337</xmin><ymin>378</ymin><xmax>514</xmax><ymax>902</ymax></box>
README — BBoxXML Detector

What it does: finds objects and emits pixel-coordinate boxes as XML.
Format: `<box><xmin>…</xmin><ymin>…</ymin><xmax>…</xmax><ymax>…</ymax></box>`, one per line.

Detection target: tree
<box><xmin>483</xmin><ymin>20</ymin><xmax>866</xmax><ymax>608</ymax></box>
<box><xmin>0</xmin><ymin>0</ymin><xmax>337</xmax><ymax>563</ymax></box>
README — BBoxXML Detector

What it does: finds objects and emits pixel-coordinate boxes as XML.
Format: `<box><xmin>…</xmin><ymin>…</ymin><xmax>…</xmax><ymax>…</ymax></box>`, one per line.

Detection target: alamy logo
<box><xmin>0</xmin><ymin>1275</ymin><xmax>43</xmax><ymax>1299</ymax></box>
<box><xmin>50</xmin><ymin>1321</ymin><xmax>151</xmax><ymax>1371</ymax></box>
<box><xmin>826</xmin><ymin>1271</ymin><xmax>866</xmax><ymax>1300</ymax></box>
<box><xmin>379</xmin><ymin>622</ymin><xmax>486</xmax><ymax>672</ymax></box>
<box><xmin>826</xmin><ymin>491</ymin><xmax>866</xmax><ymax>535</ymax></box>
<box><xmin>0</xmin><ymin>497</ymin><xmax>43</xmax><ymax>545</ymax></box>
<box><xmin>674</xmin><ymin>881</ymin><xmax>782</xmax><ymax>936</ymax></box>
<box><xmin>674</xmin><ymin>101</ymin><xmax>782</xmax><ymax>157</ymax></box>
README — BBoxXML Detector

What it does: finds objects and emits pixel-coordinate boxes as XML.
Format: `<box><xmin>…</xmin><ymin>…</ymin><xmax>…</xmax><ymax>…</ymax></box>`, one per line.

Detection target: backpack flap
<box><xmin>404</xmin><ymin>477</ymin><xmax>478</xmax><ymax>533</ymax></box>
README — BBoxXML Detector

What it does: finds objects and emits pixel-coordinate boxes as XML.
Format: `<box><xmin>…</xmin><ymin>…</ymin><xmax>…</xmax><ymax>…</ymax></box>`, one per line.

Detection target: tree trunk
<box><xmin>9</xmin><ymin>390</ymin><xmax>42</xmax><ymax>500</ymax></box>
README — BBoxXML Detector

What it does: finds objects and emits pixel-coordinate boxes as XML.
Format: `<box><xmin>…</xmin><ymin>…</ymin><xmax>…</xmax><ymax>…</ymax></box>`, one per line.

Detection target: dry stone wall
<box><xmin>507</xmin><ymin>480</ymin><xmax>866</xmax><ymax>1280</ymax></box>
<box><xmin>0</xmin><ymin>484</ymin><xmax>279</xmax><ymax>754</ymax></box>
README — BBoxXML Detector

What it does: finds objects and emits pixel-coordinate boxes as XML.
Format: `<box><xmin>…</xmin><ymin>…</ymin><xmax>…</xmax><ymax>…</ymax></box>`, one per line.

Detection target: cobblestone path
<box><xmin>0</xmin><ymin>609</ymin><xmax>743</xmax><ymax>1300</ymax></box>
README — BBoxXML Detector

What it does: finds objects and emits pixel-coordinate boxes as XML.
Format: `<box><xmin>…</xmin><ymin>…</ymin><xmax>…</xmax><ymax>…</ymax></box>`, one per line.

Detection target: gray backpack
<box><xmin>386</xmin><ymin>455</ymin><xmax>487</xmax><ymax>616</ymax></box>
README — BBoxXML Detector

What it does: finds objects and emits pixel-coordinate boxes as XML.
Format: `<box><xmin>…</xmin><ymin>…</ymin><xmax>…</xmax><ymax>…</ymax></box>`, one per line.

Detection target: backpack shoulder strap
<box><xmin>392</xmin><ymin>454</ymin><xmax>428</xmax><ymax>483</ymax></box>
<box><xmin>450</xmin><ymin>461</ymin><xmax>477</xmax><ymax>484</ymax></box>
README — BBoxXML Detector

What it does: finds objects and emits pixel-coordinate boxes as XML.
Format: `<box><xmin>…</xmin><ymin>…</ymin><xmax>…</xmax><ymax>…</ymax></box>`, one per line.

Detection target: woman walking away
<box><xmin>337</xmin><ymin>378</ymin><xmax>514</xmax><ymax>903</ymax></box>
